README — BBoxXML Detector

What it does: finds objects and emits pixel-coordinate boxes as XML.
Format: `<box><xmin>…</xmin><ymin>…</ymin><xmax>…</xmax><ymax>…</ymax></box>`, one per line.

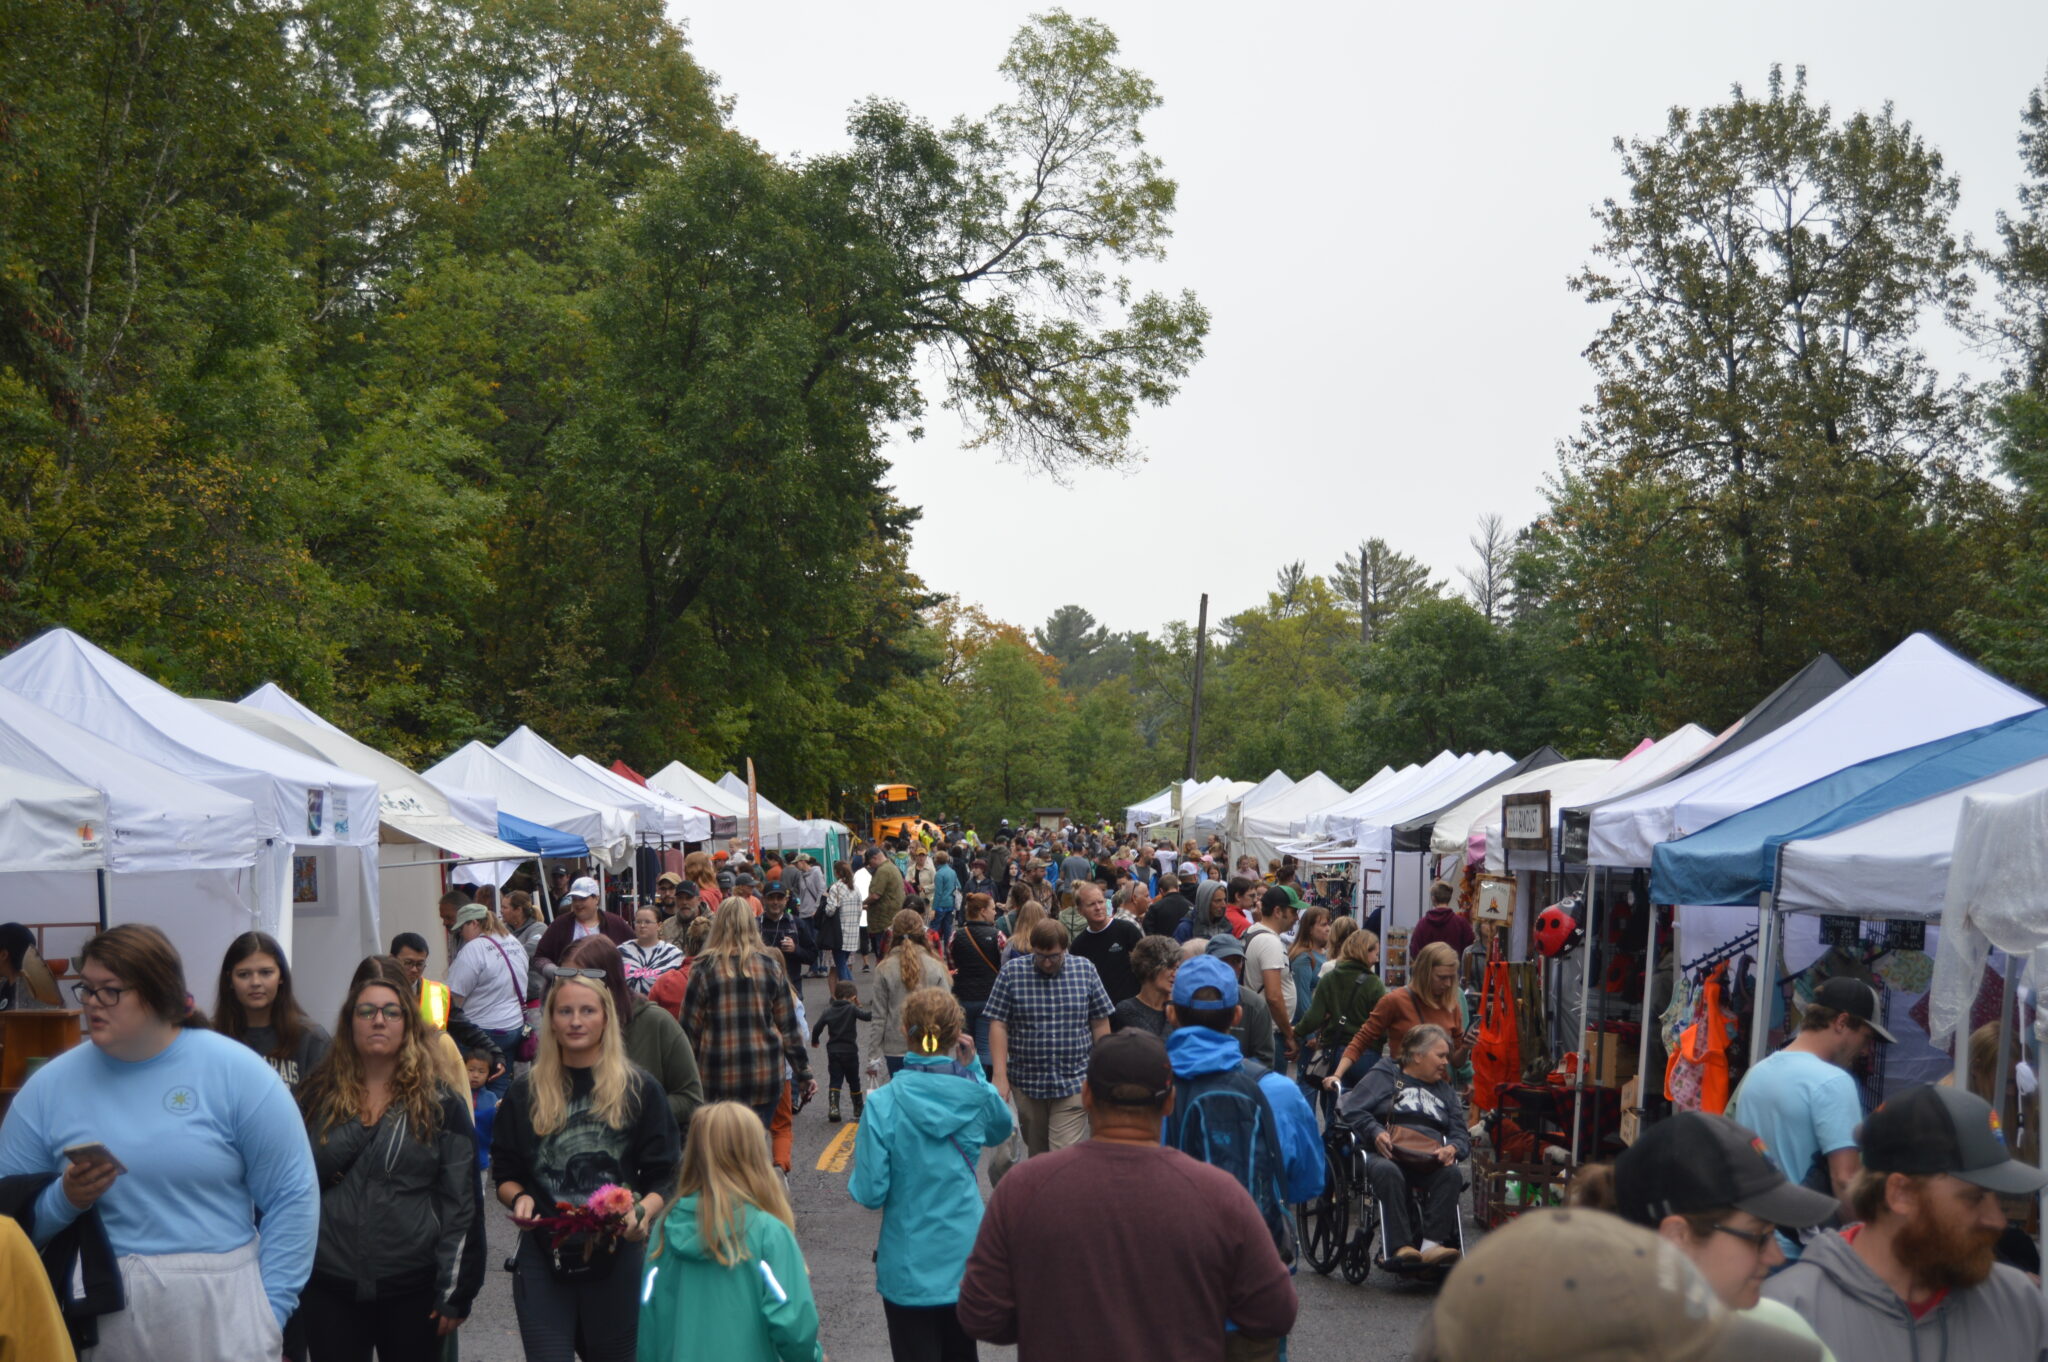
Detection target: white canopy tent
<box><xmin>1296</xmin><ymin>753</ymin><xmax>1465</xmax><ymax>840</ymax></box>
<box><xmin>0</xmin><ymin>629</ymin><xmax>380</xmax><ymax>1018</ymax></box>
<box><xmin>1239</xmin><ymin>770</ymin><xmax>1294</xmax><ymax>806</ymax></box>
<box><xmin>1554</xmin><ymin>725</ymin><xmax>1716</xmax><ymax>838</ymax></box>
<box><xmin>649</xmin><ymin>760</ymin><xmax>783</xmax><ymax>846</ymax></box>
<box><xmin>1429</xmin><ymin>759</ymin><xmax>1616</xmax><ymax>868</ymax></box>
<box><xmin>1334</xmin><ymin>752</ymin><xmax>1517</xmax><ymax>853</ymax></box>
<box><xmin>1231</xmin><ymin>771</ymin><xmax>1350</xmax><ymax>870</ymax></box>
<box><xmin>1123</xmin><ymin>785</ymin><xmax>1173</xmax><ymax>832</ymax></box>
<box><xmin>714</xmin><ymin>773</ymin><xmax>851</xmax><ymax>853</ymax></box>
<box><xmin>240</xmin><ymin>681</ymin><xmax>342</xmax><ymax>733</ymax></box>
<box><xmin>575</xmin><ymin>755</ymin><xmax>712</xmax><ymax>844</ymax></box>
<box><xmin>1582</xmin><ymin>634</ymin><xmax>2040</xmax><ymax>869</ymax></box>
<box><xmin>498</xmin><ymin>727</ymin><xmax>665</xmax><ymax>845</ymax></box>
<box><xmin>0</xmin><ymin>765</ymin><xmax>109</xmax><ymax>874</ymax></box>
<box><xmin>427</xmin><ymin>742</ymin><xmax>633</xmax><ymax>870</ymax></box>
<box><xmin>1145</xmin><ymin>779</ymin><xmax>1255</xmax><ymax>842</ymax></box>
<box><xmin>199</xmin><ymin>701</ymin><xmax>534</xmax><ymax>985</ymax></box>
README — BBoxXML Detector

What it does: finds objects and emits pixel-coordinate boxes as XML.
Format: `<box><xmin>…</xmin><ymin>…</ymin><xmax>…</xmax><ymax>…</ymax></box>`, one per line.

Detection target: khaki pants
<box><xmin>1012</xmin><ymin>1091</ymin><xmax>1089</xmax><ymax>1157</ymax></box>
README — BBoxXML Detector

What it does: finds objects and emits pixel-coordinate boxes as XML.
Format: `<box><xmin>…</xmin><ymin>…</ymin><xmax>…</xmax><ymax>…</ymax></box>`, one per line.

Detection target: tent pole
<box><xmin>537</xmin><ymin>856</ymin><xmax>554</xmax><ymax>923</ymax></box>
<box><xmin>1570</xmin><ymin>884</ymin><xmax>1598</xmax><ymax>1165</ymax></box>
<box><xmin>95</xmin><ymin>868</ymin><xmax>109</xmax><ymax>933</ymax></box>
<box><xmin>1635</xmin><ymin>891</ymin><xmax>1656</xmax><ymax>1121</ymax></box>
<box><xmin>1749</xmin><ymin>893</ymin><xmax>1778</xmax><ymax>1068</ymax></box>
<box><xmin>1993</xmin><ymin>950</ymin><xmax>2016</xmax><ymax>1130</ymax></box>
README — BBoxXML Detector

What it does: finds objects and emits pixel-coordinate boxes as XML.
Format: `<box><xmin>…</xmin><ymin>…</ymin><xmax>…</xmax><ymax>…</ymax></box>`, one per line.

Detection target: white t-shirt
<box><xmin>445</xmin><ymin>934</ymin><xmax>527</xmax><ymax>1031</ymax></box>
<box><xmin>1243</xmin><ymin>925</ymin><xmax>1295</xmax><ymax>1018</ymax></box>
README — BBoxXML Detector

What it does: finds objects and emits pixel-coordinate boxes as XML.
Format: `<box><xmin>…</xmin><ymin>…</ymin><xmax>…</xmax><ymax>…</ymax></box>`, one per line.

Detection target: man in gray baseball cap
<box><xmin>1762</xmin><ymin>1085</ymin><xmax>2048</xmax><ymax>1362</ymax></box>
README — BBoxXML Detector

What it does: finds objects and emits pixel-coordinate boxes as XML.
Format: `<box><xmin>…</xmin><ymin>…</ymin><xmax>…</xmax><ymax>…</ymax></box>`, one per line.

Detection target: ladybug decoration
<box><xmin>1535</xmin><ymin>900</ymin><xmax>1585</xmax><ymax>958</ymax></box>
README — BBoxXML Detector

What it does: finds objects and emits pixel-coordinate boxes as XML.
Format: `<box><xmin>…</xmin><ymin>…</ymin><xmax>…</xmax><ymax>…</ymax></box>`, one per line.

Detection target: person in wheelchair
<box><xmin>1337</xmin><ymin>1022</ymin><xmax>1468</xmax><ymax>1270</ymax></box>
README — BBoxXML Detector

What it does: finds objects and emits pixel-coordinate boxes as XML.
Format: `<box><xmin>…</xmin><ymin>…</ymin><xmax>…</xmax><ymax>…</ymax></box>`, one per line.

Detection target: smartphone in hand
<box><xmin>63</xmin><ymin>1142</ymin><xmax>128</xmax><ymax>1175</ymax></box>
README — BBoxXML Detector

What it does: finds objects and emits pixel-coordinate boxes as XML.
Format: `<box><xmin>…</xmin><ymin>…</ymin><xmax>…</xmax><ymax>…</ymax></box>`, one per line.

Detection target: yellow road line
<box><xmin>816</xmin><ymin>1121</ymin><xmax>859</xmax><ymax>1172</ymax></box>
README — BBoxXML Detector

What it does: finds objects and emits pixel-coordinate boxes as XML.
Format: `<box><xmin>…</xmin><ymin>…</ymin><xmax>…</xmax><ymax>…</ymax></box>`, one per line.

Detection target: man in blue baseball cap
<box><xmin>1162</xmin><ymin>953</ymin><xmax>1324</xmax><ymax>1283</ymax></box>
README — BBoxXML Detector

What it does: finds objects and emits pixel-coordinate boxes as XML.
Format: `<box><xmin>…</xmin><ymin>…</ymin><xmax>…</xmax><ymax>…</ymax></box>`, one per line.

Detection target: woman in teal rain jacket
<box><xmin>849</xmin><ymin>986</ymin><xmax>1014</xmax><ymax>1361</ymax></box>
<box><xmin>639</xmin><ymin>1102</ymin><xmax>821</xmax><ymax>1362</ymax></box>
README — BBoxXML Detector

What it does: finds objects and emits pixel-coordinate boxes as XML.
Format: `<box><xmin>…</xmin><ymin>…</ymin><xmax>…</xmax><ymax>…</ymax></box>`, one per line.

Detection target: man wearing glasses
<box><xmin>389</xmin><ymin>931</ymin><xmax>506</xmax><ymax>1085</ymax></box>
<box><xmin>984</xmin><ymin>918</ymin><xmax>1113</xmax><ymax>1159</ymax></box>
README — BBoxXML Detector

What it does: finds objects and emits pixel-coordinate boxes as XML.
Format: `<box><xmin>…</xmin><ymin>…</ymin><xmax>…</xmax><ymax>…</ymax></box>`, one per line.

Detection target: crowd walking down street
<box><xmin>4</xmin><ymin>823</ymin><xmax>2048</xmax><ymax>1362</ymax></box>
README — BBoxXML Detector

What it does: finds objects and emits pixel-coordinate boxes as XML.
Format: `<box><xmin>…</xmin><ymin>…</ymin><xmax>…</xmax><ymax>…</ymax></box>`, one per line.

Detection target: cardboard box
<box><xmin>1583</xmin><ymin>1027</ymin><xmax>1638</xmax><ymax>1090</ymax></box>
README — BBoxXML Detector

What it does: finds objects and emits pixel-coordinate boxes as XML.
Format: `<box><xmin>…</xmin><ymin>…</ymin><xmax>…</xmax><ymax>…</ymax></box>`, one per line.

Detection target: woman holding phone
<box><xmin>0</xmin><ymin>923</ymin><xmax>318</xmax><ymax>1361</ymax></box>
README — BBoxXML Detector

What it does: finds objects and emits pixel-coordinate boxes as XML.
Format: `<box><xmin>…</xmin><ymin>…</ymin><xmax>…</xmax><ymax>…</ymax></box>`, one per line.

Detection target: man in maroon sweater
<box><xmin>1408</xmin><ymin>879</ymin><xmax>1474</xmax><ymax>960</ymax></box>
<box><xmin>956</xmin><ymin>1031</ymin><xmax>1297</xmax><ymax>1360</ymax></box>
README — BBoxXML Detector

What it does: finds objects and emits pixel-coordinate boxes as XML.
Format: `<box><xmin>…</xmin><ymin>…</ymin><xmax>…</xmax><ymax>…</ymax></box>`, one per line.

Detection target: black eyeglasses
<box><xmin>1708</xmin><ymin>1222</ymin><xmax>1775</xmax><ymax>1251</ymax></box>
<box><xmin>353</xmin><ymin>1003</ymin><xmax>406</xmax><ymax>1021</ymax></box>
<box><xmin>71</xmin><ymin>980</ymin><xmax>130</xmax><ymax>1007</ymax></box>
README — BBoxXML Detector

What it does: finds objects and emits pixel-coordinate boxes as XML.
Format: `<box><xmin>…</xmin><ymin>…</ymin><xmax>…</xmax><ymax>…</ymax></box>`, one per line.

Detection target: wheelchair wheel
<box><xmin>1297</xmin><ymin>1133</ymin><xmax>1349</xmax><ymax>1275</ymax></box>
<box><xmin>1340</xmin><ymin>1149</ymin><xmax>1375</xmax><ymax>1284</ymax></box>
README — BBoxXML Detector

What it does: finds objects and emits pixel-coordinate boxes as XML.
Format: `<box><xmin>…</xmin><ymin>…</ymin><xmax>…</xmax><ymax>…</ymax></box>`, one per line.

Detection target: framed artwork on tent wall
<box><xmin>292</xmin><ymin>853</ymin><xmax>335</xmax><ymax>917</ymax></box>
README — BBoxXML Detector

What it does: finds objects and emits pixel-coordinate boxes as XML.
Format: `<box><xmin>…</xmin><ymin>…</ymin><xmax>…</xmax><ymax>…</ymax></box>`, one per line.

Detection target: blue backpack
<box><xmin>1163</xmin><ymin>1059</ymin><xmax>1297</xmax><ymax>1265</ymax></box>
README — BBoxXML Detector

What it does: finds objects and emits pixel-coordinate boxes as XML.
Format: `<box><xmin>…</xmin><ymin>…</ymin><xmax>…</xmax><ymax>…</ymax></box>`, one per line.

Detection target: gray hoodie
<box><xmin>1761</xmin><ymin>1228</ymin><xmax>2048</xmax><ymax>1362</ymax></box>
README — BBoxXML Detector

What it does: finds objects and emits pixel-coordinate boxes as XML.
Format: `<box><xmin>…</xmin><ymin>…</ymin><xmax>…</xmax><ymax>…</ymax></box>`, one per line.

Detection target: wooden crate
<box><xmin>1471</xmin><ymin>1155</ymin><xmax>1573</xmax><ymax>1229</ymax></box>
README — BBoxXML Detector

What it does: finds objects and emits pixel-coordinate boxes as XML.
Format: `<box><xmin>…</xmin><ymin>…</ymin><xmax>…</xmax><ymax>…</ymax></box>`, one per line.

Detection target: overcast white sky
<box><xmin>676</xmin><ymin>2</ymin><xmax>2048</xmax><ymax>637</ymax></box>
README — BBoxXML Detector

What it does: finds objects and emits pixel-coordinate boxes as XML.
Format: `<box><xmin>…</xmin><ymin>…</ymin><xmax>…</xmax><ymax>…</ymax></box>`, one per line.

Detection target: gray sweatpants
<box><xmin>88</xmin><ymin>1238</ymin><xmax>282</xmax><ymax>1362</ymax></box>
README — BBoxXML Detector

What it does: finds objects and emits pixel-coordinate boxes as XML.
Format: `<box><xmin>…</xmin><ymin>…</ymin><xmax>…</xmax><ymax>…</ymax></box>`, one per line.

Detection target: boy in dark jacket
<box><xmin>809</xmin><ymin>981</ymin><xmax>873</xmax><ymax>1122</ymax></box>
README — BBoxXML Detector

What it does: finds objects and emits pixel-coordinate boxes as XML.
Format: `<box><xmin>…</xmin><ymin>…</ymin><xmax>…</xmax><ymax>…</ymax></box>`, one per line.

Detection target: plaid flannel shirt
<box><xmin>984</xmin><ymin>953</ymin><xmax>1113</xmax><ymax>1100</ymax></box>
<box><xmin>681</xmin><ymin>948</ymin><xmax>810</xmax><ymax>1107</ymax></box>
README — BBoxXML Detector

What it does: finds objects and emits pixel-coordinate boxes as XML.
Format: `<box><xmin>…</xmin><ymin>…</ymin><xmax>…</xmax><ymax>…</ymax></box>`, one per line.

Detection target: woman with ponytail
<box><xmin>850</xmin><ymin>988</ymin><xmax>1012</xmax><ymax>1362</ymax></box>
<box><xmin>865</xmin><ymin>909</ymin><xmax>952</xmax><ymax>1079</ymax></box>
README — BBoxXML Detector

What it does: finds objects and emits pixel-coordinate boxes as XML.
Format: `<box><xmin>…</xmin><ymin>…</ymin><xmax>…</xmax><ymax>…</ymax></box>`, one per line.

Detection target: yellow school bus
<box><xmin>871</xmin><ymin>783</ymin><xmax>941</xmax><ymax>846</ymax></box>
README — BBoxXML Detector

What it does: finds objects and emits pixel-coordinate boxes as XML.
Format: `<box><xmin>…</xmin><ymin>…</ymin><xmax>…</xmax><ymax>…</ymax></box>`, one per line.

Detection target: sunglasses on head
<box><xmin>553</xmin><ymin>968</ymin><xmax>608</xmax><ymax>984</ymax></box>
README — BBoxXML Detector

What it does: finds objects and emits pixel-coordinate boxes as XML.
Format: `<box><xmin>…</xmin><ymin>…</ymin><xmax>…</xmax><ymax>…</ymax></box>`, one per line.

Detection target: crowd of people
<box><xmin>1</xmin><ymin>816</ymin><xmax>2046</xmax><ymax>1361</ymax></box>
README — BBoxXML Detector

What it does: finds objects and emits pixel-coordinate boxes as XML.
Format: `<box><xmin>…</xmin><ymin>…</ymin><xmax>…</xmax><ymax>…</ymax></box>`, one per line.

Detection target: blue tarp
<box><xmin>1650</xmin><ymin>709</ymin><xmax>2048</xmax><ymax>906</ymax></box>
<box><xmin>496</xmin><ymin>811</ymin><xmax>588</xmax><ymax>857</ymax></box>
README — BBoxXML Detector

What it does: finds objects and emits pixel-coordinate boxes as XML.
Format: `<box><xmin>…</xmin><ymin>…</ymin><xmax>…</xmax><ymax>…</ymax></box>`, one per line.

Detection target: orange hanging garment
<box><xmin>1471</xmin><ymin>937</ymin><xmax>1520</xmax><ymax>1113</ymax></box>
<box><xmin>1666</xmin><ymin>963</ymin><xmax>1737</xmax><ymax>1114</ymax></box>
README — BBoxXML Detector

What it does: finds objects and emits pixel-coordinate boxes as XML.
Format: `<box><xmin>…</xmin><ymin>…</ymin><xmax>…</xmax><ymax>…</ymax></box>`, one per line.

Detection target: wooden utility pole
<box><xmin>1186</xmin><ymin>592</ymin><xmax>1209</xmax><ymax>780</ymax></box>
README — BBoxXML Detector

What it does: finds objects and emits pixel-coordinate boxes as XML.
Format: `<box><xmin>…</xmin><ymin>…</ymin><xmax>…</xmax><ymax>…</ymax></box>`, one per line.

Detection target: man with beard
<box><xmin>1762</xmin><ymin>1085</ymin><xmax>2048</xmax><ymax>1360</ymax></box>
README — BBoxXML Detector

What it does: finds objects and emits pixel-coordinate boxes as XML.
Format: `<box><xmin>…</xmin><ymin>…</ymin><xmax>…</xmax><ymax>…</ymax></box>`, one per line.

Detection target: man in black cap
<box><xmin>1762</xmin><ymin>1085</ymin><xmax>2048</xmax><ymax>1361</ymax></box>
<box><xmin>956</xmin><ymin>1031</ymin><xmax>1297</xmax><ymax>1361</ymax></box>
<box><xmin>1726</xmin><ymin>976</ymin><xmax>1895</xmax><ymax>1257</ymax></box>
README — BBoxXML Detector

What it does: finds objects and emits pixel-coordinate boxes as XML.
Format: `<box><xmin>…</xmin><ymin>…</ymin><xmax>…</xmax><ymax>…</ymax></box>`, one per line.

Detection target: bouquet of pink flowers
<box><xmin>512</xmin><ymin>1182</ymin><xmax>639</xmax><ymax>1254</ymax></box>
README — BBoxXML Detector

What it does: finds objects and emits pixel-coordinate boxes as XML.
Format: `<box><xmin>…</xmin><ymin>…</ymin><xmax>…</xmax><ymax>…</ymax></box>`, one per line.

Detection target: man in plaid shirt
<box><xmin>682</xmin><ymin>899</ymin><xmax>817</xmax><ymax>1131</ymax></box>
<box><xmin>986</xmin><ymin>917</ymin><xmax>1113</xmax><ymax>1157</ymax></box>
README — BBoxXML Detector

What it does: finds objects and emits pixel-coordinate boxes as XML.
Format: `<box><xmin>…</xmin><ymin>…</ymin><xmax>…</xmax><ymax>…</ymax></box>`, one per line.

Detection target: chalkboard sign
<box><xmin>1886</xmin><ymin>920</ymin><xmax>1926</xmax><ymax>952</ymax></box>
<box><xmin>1817</xmin><ymin>915</ymin><xmax>1861</xmax><ymax>948</ymax></box>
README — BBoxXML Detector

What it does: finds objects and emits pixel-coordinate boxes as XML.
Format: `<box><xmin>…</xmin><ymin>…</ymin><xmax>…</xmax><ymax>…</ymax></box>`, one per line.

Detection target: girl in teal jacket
<box><xmin>849</xmin><ymin>986</ymin><xmax>1014</xmax><ymax>1360</ymax></box>
<box><xmin>638</xmin><ymin>1102</ymin><xmax>822</xmax><ymax>1362</ymax></box>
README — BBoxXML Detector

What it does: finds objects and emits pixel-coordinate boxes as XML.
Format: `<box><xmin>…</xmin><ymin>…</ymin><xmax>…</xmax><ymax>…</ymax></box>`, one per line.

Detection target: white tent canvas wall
<box><xmin>199</xmin><ymin>700</ymin><xmax>532</xmax><ymax>986</ymax></box>
<box><xmin>0</xmin><ymin>765</ymin><xmax>108</xmax><ymax>874</ymax></box>
<box><xmin>0</xmin><ymin>629</ymin><xmax>380</xmax><ymax>1020</ymax></box>
<box><xmin>575</xmin><ymin>755</ymin><xmax>711</xmax><ymax>844</ymax></box>
<box><xmin>1296</xmin><ymin>753</ymin><xmax>1463</xmax><ymax>840</ymax></box>
<box><xmin>714</xmin><ymin>773</ymin><xmax>850</xmax><ymax>854</ymax></box>
<box><xmin>1146</xmin><ymin>779</ymin><xmax>1254</xmax><ymax>842</ymax></box>
<box><xmin>649</xmin><ymin>760</ymin><xmax>782</xmax><ymax>846</ymax></box>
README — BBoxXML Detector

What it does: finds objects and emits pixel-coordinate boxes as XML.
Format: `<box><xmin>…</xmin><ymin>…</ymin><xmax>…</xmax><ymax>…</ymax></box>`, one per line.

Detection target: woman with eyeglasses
<box><xmin>0</xmin><ymin>923</ymin><xmax>318</xmax><ymax>1361</ymax></box>
<box><xmin>295</xmin><ymin>970</ymin><xmax>482</xmax><ymax>1360</ymax></box>
<box><xmin>492</xmin><ymin>968</ymin><xmax>681</xmax><ymax>1362</ymax></box>
<box><xmin>1572</xmin><ymin>1111</ymin><xmax>1840</xmax><ymax>1361</ymax></box>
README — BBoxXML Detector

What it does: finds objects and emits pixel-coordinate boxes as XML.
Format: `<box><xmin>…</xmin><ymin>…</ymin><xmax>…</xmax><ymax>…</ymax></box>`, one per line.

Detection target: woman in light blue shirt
<box><xmin>0</xmin><ymin>923</ymin><xmax>317</xmax><ymax>1362</ymax></box>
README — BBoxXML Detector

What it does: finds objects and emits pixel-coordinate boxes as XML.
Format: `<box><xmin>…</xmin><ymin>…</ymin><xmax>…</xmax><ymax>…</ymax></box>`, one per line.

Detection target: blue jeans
<box><xmin>833</xmin><ymin>948</ymin><xmax>853</xmax><ymax>982</ymax></box>
<box><xmin>482</xmin><ymin>1026</ymin><xmax>524</xmax><ymax>1098</ymax></box>
<box><xmin>963</xmin><ymin>998</ymin><xmax>991</xmax><ymax>1066</ymax></box>
<box><xmin>933</xmin><ymin>908</ymin><xmax>956</xmax><ymax>947</ymax></box>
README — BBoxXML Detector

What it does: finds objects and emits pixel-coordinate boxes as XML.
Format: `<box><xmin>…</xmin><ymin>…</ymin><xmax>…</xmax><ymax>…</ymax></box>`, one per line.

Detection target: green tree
<box><xmin>1209</xmin><ymin>573</ymin><xmax>1355</xmax><ymax>781</ymax></box>
<box><xmin>954</xmin><ymin>637</ymin><xmax>1070</xmax><ymax>828</ymax></box>
<box><xmin>1348</xmin><ymin>597</ymin><xmax>1526</xmax><ymax>771</ymax></box>
<box><xmin>1333</xmin><ymin>538</ymin><xmax>1438</xmax><ymax>645</ymax></box>
<box><xmin>1542</xmin><ymin>66</ymin><xmax>1991</xmax><ymax>727</ymax></box>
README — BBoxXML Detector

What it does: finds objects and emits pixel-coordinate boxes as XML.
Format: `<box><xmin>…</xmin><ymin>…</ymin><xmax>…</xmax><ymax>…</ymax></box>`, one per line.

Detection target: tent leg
<box><xmin>1635</xmin><ymin>894</ymin><xmax>1657</xmax><ymax>1119</ymax></box>
<box><xmin>1749</xmin><ymin>896</ymin><xmax>1778</xmax><ymax>1068</ymax></box>
<box><xmin>537</xmin><ymin>857</ymin><xmax>554</xmax><ymax>923</ymax></box>
<box><xmin>1570</xmin><ymin>885</ymin><xmax>1599</xmax><ymax>1165</ymax></box>
<box><xmin>95</xmin><ymin>868</ymin><xmax>108</xmax><ymax>933</ymax></box>
<box><xmin>1994</xmin><ymin>950</ymin><xmax>2016</xmax><ymax>1130</ymax></box>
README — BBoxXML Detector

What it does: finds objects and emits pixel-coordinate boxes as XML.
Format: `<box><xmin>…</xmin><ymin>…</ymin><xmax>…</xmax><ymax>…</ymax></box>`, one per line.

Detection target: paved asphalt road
<box><xmin>455</xmin><ymin>990</ymin><xmax>1440</xmax><ymax>1361</ymax></box>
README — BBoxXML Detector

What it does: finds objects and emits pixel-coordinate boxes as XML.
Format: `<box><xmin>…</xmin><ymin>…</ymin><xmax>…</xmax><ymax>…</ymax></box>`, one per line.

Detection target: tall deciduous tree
<box><xmin>1462</xmin><ymin>513</ymin><xmax>1513</xmax><ymax>625</ymax></box>
<box><xmin>1543</xmin><ymin>65</ymin><xmax>1991</xmax><ymax>727</ymax></box>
